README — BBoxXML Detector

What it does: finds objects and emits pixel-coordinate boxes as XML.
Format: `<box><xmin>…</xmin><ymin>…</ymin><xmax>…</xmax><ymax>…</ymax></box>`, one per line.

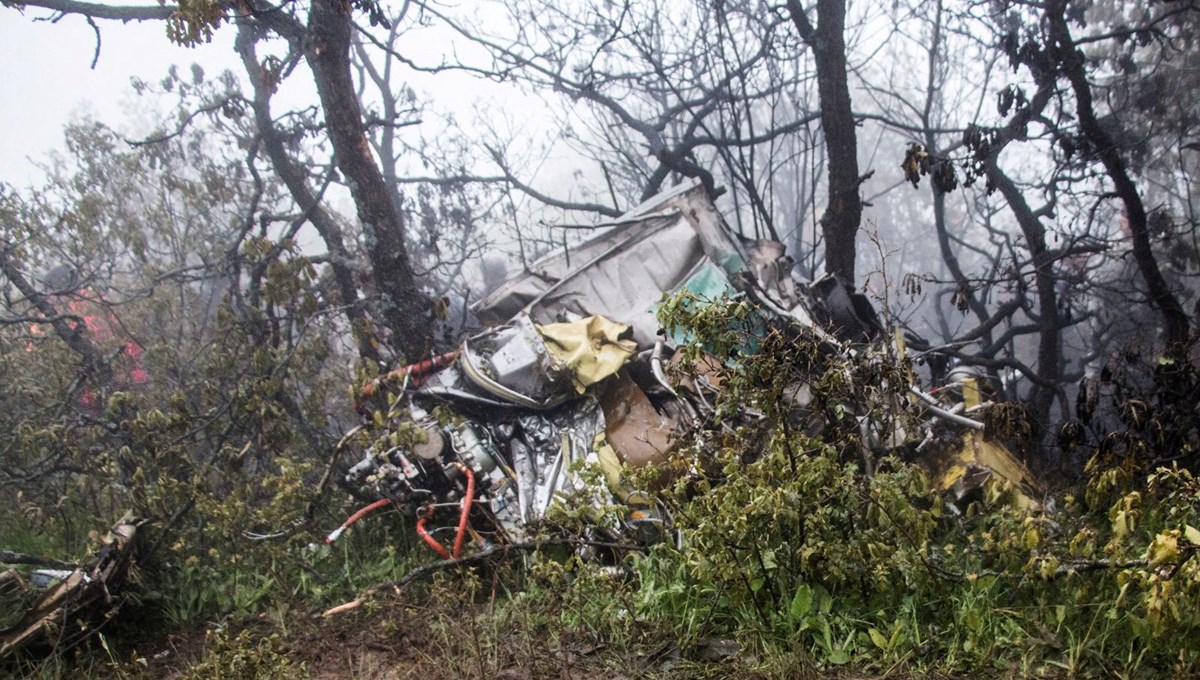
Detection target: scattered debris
<box><xmin>0</xmin><ymin>514</ymin><xmax>139</xmax><ymax>657</ymax></box>
<box><xmin>928</xmin><ymin>431</ymin><xmax>1043</xmax><ymax>511</ymax></box>
<box><xmin>338</xmin><ymin>180</ymin><xmax>1044</xmax><ymax>561</ymax></box>
<box><xmin>0</xmin><ymin>183</ymin><xmax>1047</xmax><ymax>651</ymax></box>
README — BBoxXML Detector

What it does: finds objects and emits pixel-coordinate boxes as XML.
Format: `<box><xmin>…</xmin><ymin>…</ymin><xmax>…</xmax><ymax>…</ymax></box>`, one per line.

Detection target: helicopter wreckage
<box><xmin>1</xmin><ymin>181</ymin><xmax>1041</xmax><ymax>654</ymax></box>
<box><xmin>333</xmin><ymin>180</ymin><xmax>1042</xmax><ymax>562</ymax></box>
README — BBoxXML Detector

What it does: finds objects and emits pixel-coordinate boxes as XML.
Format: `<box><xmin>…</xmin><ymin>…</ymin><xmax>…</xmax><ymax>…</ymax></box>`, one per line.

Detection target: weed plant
<box><xmin>483</xmin><ymin>293</ymin><xmax>1200</xmax><ymax>677</ymax></box>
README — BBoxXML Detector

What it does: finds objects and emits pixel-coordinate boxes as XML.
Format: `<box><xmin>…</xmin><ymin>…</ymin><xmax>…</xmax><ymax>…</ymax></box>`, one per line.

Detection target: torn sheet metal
<box><xmin>473</xmin><ymin>179</ymin><xmax>865</xmax><ymax>351</ymax></box>
<box><xmin>598</xmin><ymin>371</ymin><xmax>677</xmax><ymax>469</ymax></box>
<box><xmin>524</xmin><ymin>398</ymin><xmax>614</xmax><ymax>527</ymax></box>
<box><xmin>474</xmin><ymin>181</ymin><xmax>750</xmax><ymax>347</ymax></box>
<box><xmin>458</xmin><ymin>313</ymin><xmax>575</xmax><ymax>409</ymax></box>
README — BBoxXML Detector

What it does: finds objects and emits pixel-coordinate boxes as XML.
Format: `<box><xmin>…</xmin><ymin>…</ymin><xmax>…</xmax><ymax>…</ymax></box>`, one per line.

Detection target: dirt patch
<box><xmin>116</xmin><ymin>595</ymin><xmax>625</xmax><ymax>680</ymax></box>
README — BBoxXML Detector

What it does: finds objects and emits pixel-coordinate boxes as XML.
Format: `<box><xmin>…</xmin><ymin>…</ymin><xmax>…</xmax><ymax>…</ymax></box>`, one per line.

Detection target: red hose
<box><xmin>359</xmin><ymin>351</ymin><xmax>460</xmax><ymax>400</ymax></box>
<box><xmin>325</xmin><ymin>498</ymin><xmax>392</xmax><ymax>544</ymax></box>
<box><xmin>416</xmin><ymin>514</ymin><xmax>452</xmax><ymax>559</ymax></box>
<box><xmin>414</xmin><ymin>465</ymin><xmax>476</xmax><ymax>560</ymax></box>
<box><xmin>452</xmin><ymin>465</ymin><xmax>476</xmax><ymax>559</ymax></box>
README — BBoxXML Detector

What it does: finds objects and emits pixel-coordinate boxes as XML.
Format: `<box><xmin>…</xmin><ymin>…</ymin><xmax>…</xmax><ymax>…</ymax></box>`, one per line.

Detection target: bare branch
<box><xmin>125</xmin><ymin>96</ymin><xmax>241</xmax><ymax>147</ymax></box>
<box><xmin>5</xmin><ymin>0</ymin><xmax>176</xmax><ymax>22</ymax></box>
<box><xmin>0</xmin><ymin>243</ymin><xmax>112</xmax><ymax>383</ymax></box>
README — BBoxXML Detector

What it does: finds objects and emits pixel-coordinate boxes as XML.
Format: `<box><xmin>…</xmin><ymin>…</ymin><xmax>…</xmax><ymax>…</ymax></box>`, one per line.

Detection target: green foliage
<box><xmin>630</xmin><ymin>441</ymin><xmax>944</xmax><ymax>673</ymax></box>
<box><xmin>3</xmin><ymin>137</ymin><xmax>1198</xmax><ymax>678</ymax></box>
<box><xmin>0</xmin><ymin>115</ymin><xmax>416</xmax><ymax>667</ymax></box>
<box><xmin>309</xmin><ymin>292</ymin><xmax>1196</xmax><ymax>678</ymax></box>
<box><xmin>182</xmin><ymin>628</ymin><xmax>307</xmax><ymax>680</ymax></box>
<box><xmin>492</xmin><ymin>294</ymin><xmax>1200</xmax><ymax>677</ymax></box>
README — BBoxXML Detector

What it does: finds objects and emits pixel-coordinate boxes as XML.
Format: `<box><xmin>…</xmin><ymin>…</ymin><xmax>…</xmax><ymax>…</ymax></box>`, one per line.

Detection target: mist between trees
<box><xmin>0</xmin><ymin>0</ymin><xmax>1197</xmax><ymax>673</ymax></box>
<box><xmin>3</xmin><ymin>0</ymin><xmax>1194</xmax><ymax>426</ymax></box>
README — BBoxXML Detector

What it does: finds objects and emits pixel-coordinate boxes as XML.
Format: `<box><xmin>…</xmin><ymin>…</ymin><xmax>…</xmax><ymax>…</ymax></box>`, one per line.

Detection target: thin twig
<box><xmin>304</xmin><ymin>424</ymin><xmax>365</xmax><ymax>522</ymax></box>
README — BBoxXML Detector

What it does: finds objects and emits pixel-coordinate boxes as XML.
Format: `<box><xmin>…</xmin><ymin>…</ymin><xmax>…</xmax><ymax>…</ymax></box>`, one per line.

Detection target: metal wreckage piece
<box><xmin>1</xmin><ymin>515</ymin><xmax>139</xmax><ymax>658</ymax></box>
<box><xmin>336</xmin><ymin>180</ymin><xmax>1042</xmax><ymax>560</ymax></box>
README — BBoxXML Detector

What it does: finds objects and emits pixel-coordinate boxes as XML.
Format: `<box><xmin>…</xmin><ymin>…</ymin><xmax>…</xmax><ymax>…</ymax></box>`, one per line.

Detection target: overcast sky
<box><xmin>0</xmin><ymin>8</ymin><xmax>583</xmax><ymax>197</ymax></box>
<box><xmin>1</xmin><ymin>13</ymin><xmax>240</xmax><ymax>186</ymax></box>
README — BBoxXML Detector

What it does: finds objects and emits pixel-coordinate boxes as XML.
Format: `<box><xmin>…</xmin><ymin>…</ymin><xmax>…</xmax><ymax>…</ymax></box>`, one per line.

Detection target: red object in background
<box><xmin>28</xmin><ymin>293</ymin><xmax>148</xmax><ymax>405</ymax></box>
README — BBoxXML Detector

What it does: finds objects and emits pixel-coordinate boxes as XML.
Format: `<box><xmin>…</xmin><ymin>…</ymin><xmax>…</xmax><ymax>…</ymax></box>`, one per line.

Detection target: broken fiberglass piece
<box><xmin>925</xmin><ymin>431</ymin><xmax>1042</xmax><ymax>511</ymax></box>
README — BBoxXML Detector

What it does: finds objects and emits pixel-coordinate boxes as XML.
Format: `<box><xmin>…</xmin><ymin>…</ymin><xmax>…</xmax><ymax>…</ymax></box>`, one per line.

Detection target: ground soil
<box><xmin>125</xmin><ymin>596</ymin><xmax>642</xmax><ymax>680</ymax></box>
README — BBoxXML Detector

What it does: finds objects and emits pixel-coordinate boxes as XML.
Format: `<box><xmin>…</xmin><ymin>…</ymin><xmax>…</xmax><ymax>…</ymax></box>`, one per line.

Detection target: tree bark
<box><xmin>986</xmin><ymin>166</ymin><xmax>1060</xmax><ymax>427</ymax></box>
<box><xmin>786</xmin><ymin>0</ymin><xmax>862</xmax><ymax>284</ymax></box>
<box><xmin>8</xmin><ymin>0</ymin><xmax>437</xmax><ymax>362</ymax></box>
<box><xmin>1046</xmin><ymin>0</ymin><xmax>1190</xmax><ymax>351</ymax></box>
<box><xmin>306</xmin><ymin>0</ymin><xmax>432</xmax><ymax>362</ymax></box>
<box><xmin>235</xmin><ymin>24</ymin><xmax>383</xmax><ymax>367</ymax></box>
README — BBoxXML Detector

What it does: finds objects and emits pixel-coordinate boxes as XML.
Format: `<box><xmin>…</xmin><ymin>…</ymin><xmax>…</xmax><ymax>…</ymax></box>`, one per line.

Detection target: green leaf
<box><xmin>813</xmin><ymin>584</ymin><xmax>832</xmax><ymax>614</ymax></box>
<box><xmin>965</xmin><ymin>610</ymin><xmax>981</xmax><ymax>633</ymax></box>
<box><xmin>790</xmin><ymin>584</ymin><xmax>813</xmax><ymax>620</ymax></box>
<box><xmin>868</xmin><ymin>627</ymin><xmax>889</xmax><ymax>650</ymax></box>
<box><xmin>1128</xmin><ymin>615</ymin><xmax>1151</xmax><ymax>641</ymax></box>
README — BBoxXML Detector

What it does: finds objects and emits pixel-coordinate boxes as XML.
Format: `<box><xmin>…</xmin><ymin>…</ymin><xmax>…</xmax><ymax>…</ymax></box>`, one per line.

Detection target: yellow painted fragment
<box><xmin>537</xmin><ymin>316</ymin><xmax>638</xmax><ymax>393</ymax></box>
<box><xmin>961</xmin><ymin>377</ymin><xmax>980</xmax><ymax>409</ymax></box>
<box><xmin>933</xmin><ymin>431</ymin><xmax>1041</xmax><ymax>511</ymax></box>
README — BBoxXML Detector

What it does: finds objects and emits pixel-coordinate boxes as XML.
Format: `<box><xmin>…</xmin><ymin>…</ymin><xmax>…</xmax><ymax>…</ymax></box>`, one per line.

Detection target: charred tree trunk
<box><xmin>787</xmin><ymin>0</ymin><xmax>862</xmax><ymax>284</ymax></box>
<box><xmin>307</xmin><ymin>0</ymin><xmax>432</xmax><ymax>362</ymax></box>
